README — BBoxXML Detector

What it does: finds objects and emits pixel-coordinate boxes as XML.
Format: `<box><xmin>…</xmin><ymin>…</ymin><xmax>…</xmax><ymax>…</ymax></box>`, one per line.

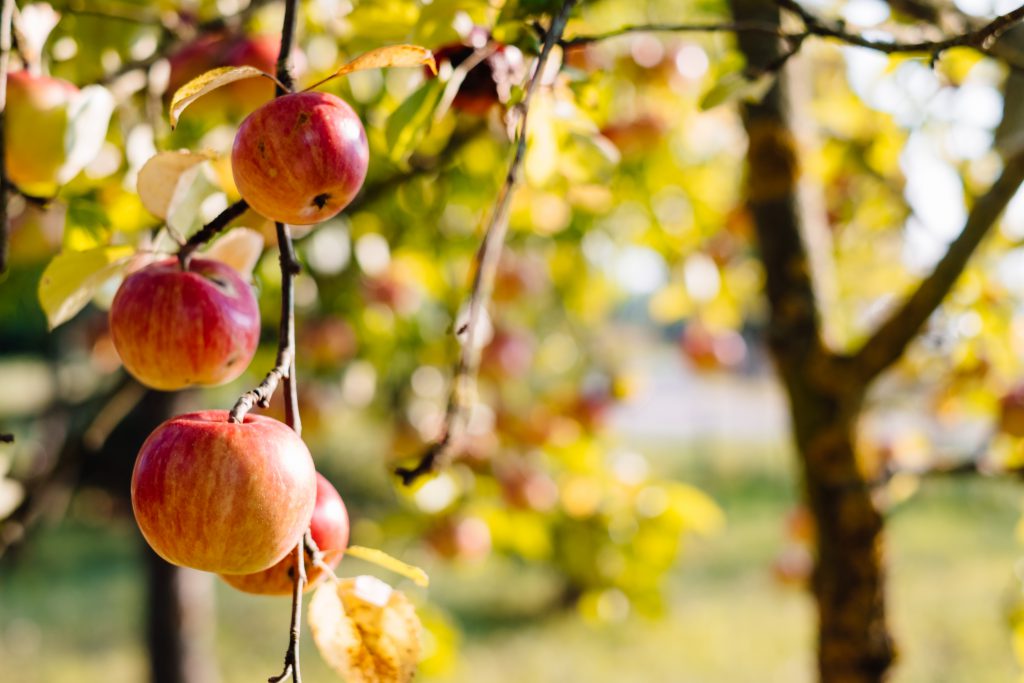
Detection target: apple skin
<box><xmin>131</xmin><ymin>410</ymin><xmax>317</xmax><ymax>575</ymax></box>
<box><xmin>109</xmin><ymin>258</ymin><xmax>260</xmax><ymax>391</ymax></box>
<box><xmin>231</xmin><ymin>91</ymin><xmax>369</xmax><ymax>225</ymax></box>
<box><xmin>220</xmin><ymin>472</ymin><xmax>350</xmax><ymax>595</ymax></box>
<box><xmin>6</xmin><ymin>71</ymin><xmax>78</xmax><ymax>193</ymax></box>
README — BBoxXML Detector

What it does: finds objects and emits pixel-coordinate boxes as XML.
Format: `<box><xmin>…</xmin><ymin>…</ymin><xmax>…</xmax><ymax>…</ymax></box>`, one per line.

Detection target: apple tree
<box><xmin>4</xmin><ymin>0</ymin><xmax>1024</xmax><ymax>682</ymax></box>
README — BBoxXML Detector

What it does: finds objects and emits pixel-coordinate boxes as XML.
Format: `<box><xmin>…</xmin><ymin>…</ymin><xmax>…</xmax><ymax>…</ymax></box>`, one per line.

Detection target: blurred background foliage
<box><xmin>5</xmin><ymin>0</ymin><xmax>1024</xmax><ymax>680</ymax></box>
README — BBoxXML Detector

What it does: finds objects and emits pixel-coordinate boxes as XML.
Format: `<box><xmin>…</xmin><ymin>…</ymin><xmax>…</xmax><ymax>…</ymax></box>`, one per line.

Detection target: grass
<box><xmin>2</xmin><ymin>437</ymin><xmax>1023</xmax><ymax>682</ymax></box>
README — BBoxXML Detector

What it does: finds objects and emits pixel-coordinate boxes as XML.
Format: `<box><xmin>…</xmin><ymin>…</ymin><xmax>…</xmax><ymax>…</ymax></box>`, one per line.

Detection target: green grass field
<box><xmin>2</xmin><ymin>438</ymin><xmax>1023</xmax><ymax>682</ymax></box>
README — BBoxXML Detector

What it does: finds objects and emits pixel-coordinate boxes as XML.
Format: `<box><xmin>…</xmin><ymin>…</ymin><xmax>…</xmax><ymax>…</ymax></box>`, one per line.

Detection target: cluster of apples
<box><xmin>109</xmin><ymin>40</ymin><xmax>372</xmax><ymax>592</ymax></box>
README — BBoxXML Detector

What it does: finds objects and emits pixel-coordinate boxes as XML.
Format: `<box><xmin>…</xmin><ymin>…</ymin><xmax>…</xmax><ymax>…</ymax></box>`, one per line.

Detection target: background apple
<box><xmin>167</xmin><ymin>33</ymin><xmax>305</xmax><ymax>118</ymax></box>
<box><xmin>6</xmin><ymin>71</ymin><xmax>77</xmax><ymax>193</ymax></box>
<box><xmin>131</xmin><ymin>411</ymin><xmax>317</xmax><ymax>575</ymax></box>
<box><xmin>109</xmin><ymin>257</ymin><xmax>260</xmax><ymax>391</ymax></box>
<box><xmin>430</xmin><ymin>37</ymin><xmax>524</xmax><ymax>116</ymax></box>
<box><xmin>220</xmin><ymin>472</ymin><xmax>350</xmax><ymax>595</ymax></box>
<box><xmin>231</xmin><ymin>91</ymin><xmax>369</xmax><ymax>225</ymax></box>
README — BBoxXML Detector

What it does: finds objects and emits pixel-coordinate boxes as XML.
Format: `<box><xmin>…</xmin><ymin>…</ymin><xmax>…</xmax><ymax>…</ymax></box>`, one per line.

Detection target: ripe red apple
<box><xmin>131</xmin><ymin>411</ymin><xmax>317</xmax><ymax>574</ymax></box>
<box><xmin>220</xmin><ymin>472</ymin><xmax>350</xmax><ymax>595</ymax></box>
<box><xmin>6</xmin><ymin>71</ymin><xmax>78</xmax><ymax>193</ymax></box>
<box><xmin>109</xmin><ymin>257</ymin><xmax>260</xmax><ymax>391</ymax></box>
<box><xmin>231</xmin><ymin>91</ymin><xmax>369</xmax><ymax>225</ymax></box>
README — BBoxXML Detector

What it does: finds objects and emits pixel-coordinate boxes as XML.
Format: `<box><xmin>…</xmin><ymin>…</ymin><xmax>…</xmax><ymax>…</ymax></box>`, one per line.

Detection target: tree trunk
<box><xmin>727</xmin><ymin>0</ymin><xmax>895</xmax><ymax>679</ymax></box>
<box><xmin>145</xmin><ymin>547</ymin><xmax>220</xmax><ymax>683</ymax></box>
<box><xmin>787</xmin><ymin>379</ymin><xmax>893</xmax><ymax>682</ymax></box>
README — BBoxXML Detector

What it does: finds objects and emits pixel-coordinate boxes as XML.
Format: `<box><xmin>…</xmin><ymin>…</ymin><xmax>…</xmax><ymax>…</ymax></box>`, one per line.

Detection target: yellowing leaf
<box><xmin>38</xmin><ymin>245</ymin><xmax>135</xmax><ymax>330</ymax></box>
<box><xmin>137</xmin><ymin>151</ymin><xmax>213</xmax><ymax>220</ymax></box>
<box><xmin>307</xmin><ymin>45</ymin><xmax>435</xmax><ymax>91</ymax></box>
<box><xmin>309</xmin><ymin>576</ymin><xmax>421</xmax><ymax>683</ymax></box>
<box><xmin>169</xmin><ymin>66</ymin><xmax>272</xmax><ymax>128</ymax></box>
<box><xmin>345</xmin><ymin>546</ymin><xmax>429</xmax><ymax>587</ymax></box>
<box><xmin>203</xmin><ymin>227</ymin><xmax>264</xmax><ymax>280</ymax></box>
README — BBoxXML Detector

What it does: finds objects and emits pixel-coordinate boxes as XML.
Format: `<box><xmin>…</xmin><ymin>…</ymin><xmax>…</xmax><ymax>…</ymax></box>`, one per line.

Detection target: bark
<box><xmin>728</xmin><ymin>0</ymin><xmax>894</xmax><ymax>680</ymax></box>
<box><xmin>146</xmin><ymin>548</ymin><xmax>220</xmax><ymax>683</ymax></box>
<box><xmin>87</xmin><ymin>387</ymin><xmax>220</xmax><ymax>683</ymax></box>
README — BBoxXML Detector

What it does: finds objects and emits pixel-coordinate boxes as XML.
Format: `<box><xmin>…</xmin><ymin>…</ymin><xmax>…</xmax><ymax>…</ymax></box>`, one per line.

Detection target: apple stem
<box><xmin>177</xmin><ymin>198</ymin><xmax>250</xmax><ymax>269</ymax></box>
<box><xmin>0</xmin><ymin>0</ymin><xmax>13</xmax><ymax>274</ymax></box>
<box><xmin>395</xmin><ymin>0</ymin><xmax>578</xmax><ymax>487</ymax></box>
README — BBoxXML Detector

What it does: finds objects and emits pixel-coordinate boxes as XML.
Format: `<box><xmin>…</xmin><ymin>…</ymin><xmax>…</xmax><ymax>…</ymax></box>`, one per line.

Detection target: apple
<box><xmin>6</xmin><ymin>71</ymin><xmax>78</xmax><ymax>193</ymax></box>
<box><xmin>430</xmin><ymin>39</ymin><xmax>524</xmax><ymax>116</ymax></box>
<box><xmin>131</xmin><ymin>410</ymin><xmax>317</xmax><ymax>575</ymax></box>
<box><xmin>231</xmin><ymin>91</ymin><xmax>369</xmax><ymax>225</ymax></box>
<box><xmin>220</xmin><ymin>472</ymin><xmax>350</xmax><ymax>595</ymax></box>
<box><xmin>1000</xmin><ymin>385</ymin><xmax>1024</xmax><ymax>437</ymax></box>
<box><xmin>109</xmin><ymin>257</ymin><xmax>260</xmax><ymax>391</ymax></box>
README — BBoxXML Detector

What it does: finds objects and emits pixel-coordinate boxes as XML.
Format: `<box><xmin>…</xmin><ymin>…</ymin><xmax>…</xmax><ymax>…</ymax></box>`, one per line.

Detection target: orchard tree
<box><xmin>5</xmin><ymin>0</ymin><xmax>1024</xmax><ymax>682</ymax></box>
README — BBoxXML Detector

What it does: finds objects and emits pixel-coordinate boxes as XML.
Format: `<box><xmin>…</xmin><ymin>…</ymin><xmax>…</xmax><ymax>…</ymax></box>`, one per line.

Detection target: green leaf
<box><xmin>700</xmin><ymin>72</ymin><xmax>776</xmax><ymax>111</ymax></box>
<box><xmin>64</xmin><ymin>196</ymin><xmax>112</xmax><ymax>250</ymax></box>
<box><xmin>38</xmin><ymin>245</ymin><xmax>134</xmax><ymax>330</ymax></box>
<box><xmin>385</xmin><ymin>78</ymin><xmax>445</xmax><ymax>165</ymax></box>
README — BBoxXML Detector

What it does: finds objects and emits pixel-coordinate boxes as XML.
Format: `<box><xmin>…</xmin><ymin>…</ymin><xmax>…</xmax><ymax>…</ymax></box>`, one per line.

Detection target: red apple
<box><xmin>220</xmin><ymin>472</ymin><xmax>350</xmax><ymax>595</ymax></box>
<box><xmin>131</xmin><ymin>411</ymin><xmax>317</xmax><ymax>574</ymax></box>
<box><xmin>6</xmin><ymin>71</ymin><xmax>78</xmax><ymax>193</ymax></box>
<box><xmin>109</xmin><ymin>258</ymin><xmax>260</xmax><ymax>391</ymax></box>
<box><xmin>231</xmin><ymin>91</ymin><xmax>369</xmax><ymax>225</ymax></box>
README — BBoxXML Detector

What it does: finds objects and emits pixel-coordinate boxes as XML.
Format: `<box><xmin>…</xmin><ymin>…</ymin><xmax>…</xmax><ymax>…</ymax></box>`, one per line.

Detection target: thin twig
<box><xmin>396</xmin><ymin>0</ymin><xmax>578</xmax><ymax>486</ymax></box>
<box><xmin>775</xmin><ymin>0</ymin><xmax>1024</xmax><ymax>58</ymax></box>
<box><xmin>560</xmin><ymin>3</ymin><xmax>1024</xmax><ymax>69</ymax></box>
<box><xmin>263</xmin><ymin>0</ymin><xmax>304</xmax><ymax>681</ymax></box>
<box><xmin>0</xmin><ymin>0</ymin><xmax>14</xmax><ymax>274</ymax></box>
<box><xmin>228</xmin><ymin>348</ymin><xmax>292</xmax><ymax>423</ymax></box>
<box><xmin>561</xmin><ymin>20</ymin><xmax>786</xmax><ymax>46</ymax></box>
<box><xmin>268</xmin><ymin>537</ymin><xmax>306</xmax><ymax>683</ymax></box>
<box><xmin>177</xmin><ymin>198</ymin><xmax>249</xmax><ymax>268</ymax></box>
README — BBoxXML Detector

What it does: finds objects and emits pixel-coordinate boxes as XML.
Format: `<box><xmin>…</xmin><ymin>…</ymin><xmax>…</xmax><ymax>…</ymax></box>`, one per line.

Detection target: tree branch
<box><xmin>177</xmin><ymin>198</ymin><xmax>249</xmax><ymax>268</ymax></box>
<box><xmin>853</xmin><ymin>151</ymin><xmax>1024</xmax><ymax>382</ymax></box>
<box><xmin>265</xmin><ymin>1</ymin><xmax>303</xmax><ymax>680</ymax></box>
<box><xmin>396</xmin><ymin>0</ymin><xmax>578</xmax><ymax>486</ymax></box>
<box><xmin>561</xmin><ymin>2</ymin><xmax>1024</xmax><ymax>69</ymax></box>
<box><xmin>0</xmin><ymin>0</ymin><xmax>14</xmax><ymax>274</ymax></box>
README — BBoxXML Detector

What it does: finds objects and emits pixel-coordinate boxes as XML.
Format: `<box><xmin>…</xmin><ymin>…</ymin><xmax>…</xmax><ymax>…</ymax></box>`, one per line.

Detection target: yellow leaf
<box><xmin>309</xmin><ymin>576</ymin><xmax>421</xmax><ymax>683</ymax></box>
<box><xmin>169</xmin><ymin>66</ymin><xmax>272</xmax><ymax>128</ymax></box>
<box><xmin>38</xmin><ymin>245</ymin><xmax>135</xmax><ymax>330</ymax></box>
<box><xmin>345</xmin><ymin>546</ymin><xmax>429</xmax><ymax>587</ymax></box>
<box><xmin>137</xmin><ymin>151</ymin><xmax>214</xmax><ymax>220</ymax></box>
<box><xmin>307</xmin><ymin>45</ymin><xmax>435</xmax><ymax>91</ymax></box>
